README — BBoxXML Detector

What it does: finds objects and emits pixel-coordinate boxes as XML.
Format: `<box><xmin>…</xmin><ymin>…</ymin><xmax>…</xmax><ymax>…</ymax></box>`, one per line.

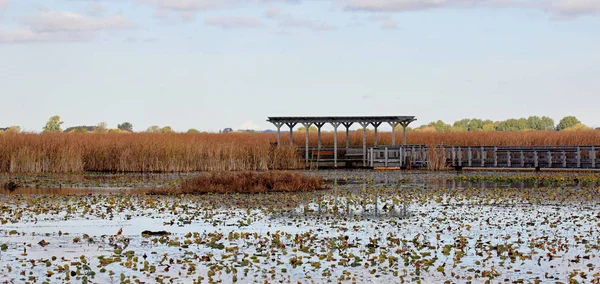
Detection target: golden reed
<box><xmin>1</xmin><ymin>130</ymin><xmax>598</xmax><ymax>173</ymax></box>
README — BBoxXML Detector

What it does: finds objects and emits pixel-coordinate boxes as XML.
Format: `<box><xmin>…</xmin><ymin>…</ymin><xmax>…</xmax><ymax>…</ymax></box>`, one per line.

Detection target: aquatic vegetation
<box><xmin>454</xmin><ymin>173</ymin><xmax>600</xmax><ymax>185</ymax></box>
<box><xmin>0</xmin><ymin>171</ymin><xmax>599</xmax><ymax>283</ymax></box>
<box><xmin>167</xmin><ymin>171</ymin><xmax>325</xmax><ymax>194</ymax></box>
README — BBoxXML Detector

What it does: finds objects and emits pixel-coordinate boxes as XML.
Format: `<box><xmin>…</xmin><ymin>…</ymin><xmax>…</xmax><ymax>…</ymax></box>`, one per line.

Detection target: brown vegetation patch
<box><xmin>1</xmin><ymin>131</ymin><xmax>599</xmax><ymax>173</ymax></box>
<box><xmin>153</xmin><ymin>171</ymin><xmax>325</xmax><ymax>194</ymax></box>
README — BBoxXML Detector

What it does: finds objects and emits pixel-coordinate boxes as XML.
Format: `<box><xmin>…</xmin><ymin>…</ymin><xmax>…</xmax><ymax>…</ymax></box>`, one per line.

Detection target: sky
<box><xmin>1</xmin><ymin>0</ymin><xmax>599</xmax><ymax>132</ymax></box>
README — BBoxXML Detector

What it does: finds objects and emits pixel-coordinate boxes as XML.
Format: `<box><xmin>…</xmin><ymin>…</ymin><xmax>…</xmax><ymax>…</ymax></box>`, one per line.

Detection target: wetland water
<box><xmin>1</xmin><ymin>171</ymin><xmax>599</xmax><ymax>283</ymax></box>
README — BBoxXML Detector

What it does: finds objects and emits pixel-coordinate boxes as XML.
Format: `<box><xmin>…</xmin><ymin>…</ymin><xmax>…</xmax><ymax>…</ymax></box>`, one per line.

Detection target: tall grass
<box><xmin>169</xmin><ymin>171</ymin><xmax>324</xmax><ymax>194</ymax></box>
<box><xmin>1</xmin><ymin>130</ymin><xmax>599</xmax><ymax>173</ymax></box>
<box><xmin>0</xmin><ymin>133</ymin><xmax>298</xmax><ymax>173</ymax></box>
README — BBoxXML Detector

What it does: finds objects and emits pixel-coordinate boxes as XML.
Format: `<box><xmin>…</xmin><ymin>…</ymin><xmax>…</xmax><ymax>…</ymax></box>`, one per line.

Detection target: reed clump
<box><xmin>169</xmin><ymin>171</ymin><xmax>324</xmax><ymax>194</ymax></box>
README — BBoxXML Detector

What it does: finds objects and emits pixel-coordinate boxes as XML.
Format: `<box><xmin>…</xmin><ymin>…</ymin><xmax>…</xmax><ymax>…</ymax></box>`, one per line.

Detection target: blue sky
<box><xmin>1</xmin><ymin>0</ymin><xmax>599</xmax><ymax>132</ymax></box>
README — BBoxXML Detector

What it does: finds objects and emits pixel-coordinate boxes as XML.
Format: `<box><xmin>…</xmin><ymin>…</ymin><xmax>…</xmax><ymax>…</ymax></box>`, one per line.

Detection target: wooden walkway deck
<box><xmin>300</xmin><ymin>145</ymin><xmax>600</xmax><ymax>170</ymax></box>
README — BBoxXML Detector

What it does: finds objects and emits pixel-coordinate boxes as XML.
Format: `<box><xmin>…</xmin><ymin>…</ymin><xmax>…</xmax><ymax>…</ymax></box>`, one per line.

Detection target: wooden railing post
<box><xmin>507</xmin><ymin>150</ymin><xmax>511</xmax><ymax>167</ymax></box>
<box><xmin>547</xmin><ymin>151</ymin><xmax>552</xmax><ymax>168</ymax></box>
<box><xmin>493</xmin><ymin>147</ymin><xmax>498</xmax><ymax>167</ymax></box>
<box><xmin>384</xmin><ymin>147</ymin><xmax>388</xmax><ymax>167</ymax></box>
<box><xmin>481</xmin><ymin>146</ymin><xmax>485</xmax><ymax>167</ymax></box>
<box><xmin>467</xmin><ymin>146</ymin><xmax>472</xmax><ymax>167</ymax></box>
<box><xmin>520</xmin><ymin>150</ymin><xmax>524</xmax><ymax>167</ymax></box>
<box><xmin>577</xmin><ymin>146</ymin><xmax>581</xmax><ymax>168</ymax></box>
<box><xmin>534</xmin><ymin>150</ymin><xmax>538</xmax><ymax>167</ymax></box>
<box><xmin>592</xmin><ymin>146</ymin><xmax>596</xmax><ymax>168</ymax></box>
<box><xmin>452</xmin><ymin>147</ymin><xmax>456</xmax><ymax>167</ymax></box>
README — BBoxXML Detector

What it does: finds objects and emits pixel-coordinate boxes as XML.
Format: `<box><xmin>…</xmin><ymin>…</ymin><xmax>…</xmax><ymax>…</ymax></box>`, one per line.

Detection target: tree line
<box><xmin>415</xmin><ymin>116</ymin><xmax>588</xmax><ymax>132</ymax></box>
<box><xmin>0</xmin><ymin>115</ymin><xmax>594</xmax><ymax>134</ymax></box>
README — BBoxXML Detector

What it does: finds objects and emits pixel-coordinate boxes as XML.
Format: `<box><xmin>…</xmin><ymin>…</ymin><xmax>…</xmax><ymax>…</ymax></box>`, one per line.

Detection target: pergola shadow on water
<box><xmin>267</xmin><ymin>116</ymin><xmax>416</xmax><ymax>167</ymax></box>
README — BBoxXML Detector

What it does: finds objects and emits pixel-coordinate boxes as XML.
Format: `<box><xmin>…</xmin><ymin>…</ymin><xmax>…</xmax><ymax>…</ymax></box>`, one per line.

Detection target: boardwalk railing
<box><xmin>367</xmin><ymin>145</ymin><xmax>599</xmax><ymax>169</ymax></box>
<box><xmin>298</xmin><ymin>145</ymin><xmax>600</xmax><ymax>169</ymax></box>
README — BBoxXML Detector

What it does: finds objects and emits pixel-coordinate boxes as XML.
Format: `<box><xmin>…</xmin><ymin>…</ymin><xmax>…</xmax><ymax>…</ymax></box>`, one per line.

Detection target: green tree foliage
<box><xmin>160</xmin><ymin>126</ymin><xmax>175</xmax><ymax>133</ymax></box>
<box><xmin>187</xmin><ymin>128</ymin><xmax>200</xmax><ymax>133</ymax></box>
<box><xmin>495</xmin><ymin>118</ymin><xmax>529</xmax><ymax>131</ymax></box>
<box><xmin>146</xmin><ymin>125</ymin><xmax>161</xmax><ymax>133</ymax></box>
<box><xmin>526</xmin><ymin>116</ymin><xmax>554</xmax><ymax>130</ymax></box>
<box><xmin>117</xmin><ymin>122</ymin><xmax>133</xmax><ymax>132</ymax></box>
<box><xmin>429</xmin><ymin>120</ymin><xmax>451</xmax><ymax>132</ymax></box>
<box><xmin>43</xmin><ymin>115</ymin><xmax>64</xmax><ymax>133</ymax></box>
<box><xmin>95</xmin><ymin>122</ymin><xmax>108</xmax><ymax>133</ymax></box>
<box><xmin>297</xmin><ymin>126</ymin><xmax>318</xmax><ymax>133</ymax></box>
<box><xmin>557</xmin><ymin>116</ymin><xmax>582</xmax><ymax>130</ymax></box>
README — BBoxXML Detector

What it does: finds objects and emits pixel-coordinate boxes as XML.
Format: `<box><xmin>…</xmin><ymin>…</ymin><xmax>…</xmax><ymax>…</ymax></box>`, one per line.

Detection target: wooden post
<box><xmin>562</xmin><ymin>150</ymin><xmax>566</xmax><ymax>168</ymax></box>
<box><xmin>388</xmin><ymin>122</ymin><xmax>399</xmax><ymax>146</ymax></box>
<box><xmin>400</xmin><ymin>146</ymin><xmax>404</xmax><ymax>167</ymax></box>
<box><xmin>507</xmin><ymin>151</ymin><xmax>511</xmax><ymax>167</ymax></box>
<box><xmin>577</xmin><ymin>146</ymin><xmax>581</xmax><ymax>168</ymax></box>
<box><xmin>467</xmin><ymin>146</ymin><xmax>472</xmax><ymax>167</ymax></box>
<box><xmin>592</xmin><ymin>146</ymin><xmax>596</xmax><ymax>168</ymax></box>
<box><xmin>369</xmin><ymin>148</ymin><xmax>374</xmax><ymax>167</ymax></box>
<box><xmin>547</xmin><ymin>151</ymin><xmax>552</xmax><ymax>168</ymax></box>
<box><xmin>302</xmin><ymin>122</ymin><xmax>311</xmax><ymax>164</ymax></box>
<box><xmin>481</xmin><ymin>146</ymin><xmax>485</xmax><ymax>167</ymax></box>
<box><xmin>286</xmin><ymin>122</ymin><xmax>297</xmax><ymax>146</ymax></box>
<box><xmin>332</xmin><ymin>122</ymin><xmax>340</xmax><ymax>168</ymax></box>
<box><xmin>315</xmin><ymin>122</ymin><xmax>325</xmax><ymax>150</ymax></box>
<box><xmin>458</xmin><ymin>146</ymin><xmax>462</xmax><ymax>167</ymax></box>
<box><xmin>273</xmin><ymin>122</ymin><xmax>283</xmax><ymax>146</ymax></box>
<box><xmin>384</xmin><ymin>147</ymin><xmax>388</xmax><ymax>167</ymax></box>
<box><xmin>372</xmin><ymin>122</ymin><xmax>382</xmax><ymax>146</ymax></box>
<box><xmin>493</xmin><ymin>147</ymin><xmax>498</xmax><ymax>167</ymax></box>
<box><xmin>534</xmin><ymin>150</ymin><xmax>538</xmax><ymax>167</ymax></box>
<box><xmin>342</xmin><ymin>122</ymin><xmax>353</xmax><ymax>150</ymax></box>
<box><xmin>400</xmin><ymin>121</ymin><xmax>409</xmax><ymax>145</ymax></box>
<box><xmin>451</xmin><ymin>147</ymin><xmax>456</xmax><ymax>167</ymax></box>
<box><xmin>360</xmin><ymin>122</ymin><xmax>369</xmax><ymax>167</ymax></box>
<box><xmin>520</xmin><ymin>150</ymin><xmax>524</xmax><ymax>167</ymax></box>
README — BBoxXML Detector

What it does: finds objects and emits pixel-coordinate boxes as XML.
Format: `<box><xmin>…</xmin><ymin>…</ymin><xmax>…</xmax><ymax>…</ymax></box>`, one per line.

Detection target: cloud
<box><xmin>1</xmin><ymin>10</ymin><xmax>133</xmax><ymax>43</ymax></box>
<box><xmin>550</xmin><ymin>0</ymin><xmax>600</xmax><ymax>17</ymax></box>
<box><xmin>87</xmin><ymin>2</ymin><xmax>106</xmax><ymax>16</ymax></box>
<box><xmin>266</xmin><ymin>8</ymin><xmax>336</xmax><ymax>31</ymax></box>
<box><xmin>142</xmin><ymin>0</ymin><xmax>233</xmax><ymax>11</ymax></box>
<box><xmin>0</xmin><ymin>0</ymin><xmax>8</xmax><ymax>10</ymax></box>
<box><xmin>204</xmin><ymin>15</ymin><xmax>264</xmax><ymax>28</ymax></box>
<box><xmin>0</xmin><ymin>29</ymin><xmax>89</xmax><ymax>43</ymax></box>
<box><xmin>343</xmin><ymin>0</ymin><xmax>600</xmax><ymax>18</ymax></box>
<box><xmin>24</xmin><ymin>11</ymin><xmax>132</xmax><ymax>32</ymax></box>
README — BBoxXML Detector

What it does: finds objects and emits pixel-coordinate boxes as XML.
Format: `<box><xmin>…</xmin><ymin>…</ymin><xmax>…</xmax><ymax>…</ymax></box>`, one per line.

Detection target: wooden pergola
<box><xmin>267</xmin><ymin>116</ymin><xmax>416</xmax><ymax>166</ymax></box>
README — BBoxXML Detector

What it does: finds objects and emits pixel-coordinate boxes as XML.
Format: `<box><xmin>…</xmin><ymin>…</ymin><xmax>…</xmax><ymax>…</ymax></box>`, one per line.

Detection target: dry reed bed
<box><xmin>0</xmin><ymin>133</ymin><xmax>299</xmax><ymax>173</ymax></box>
<box><xmin>294</xmin><ymin>130</ymin><xmax>600</xmax><ymax>146</ymax></box>
<box><xmin>1</xmin><ymin>131</ymin><xmax>599</xmax><ymax>173</ymax></box>
<box><xmin>154</xmin><ymin>171</ymin><xmax>324</xmax><ymax>194</ymax></box>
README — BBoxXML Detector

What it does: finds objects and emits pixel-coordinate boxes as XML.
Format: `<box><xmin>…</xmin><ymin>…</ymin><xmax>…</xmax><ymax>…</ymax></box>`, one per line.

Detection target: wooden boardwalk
<box><xmin>300</xmin><ymin>145</ymin><xmax>600</xmax><ymax>170</ymax></box>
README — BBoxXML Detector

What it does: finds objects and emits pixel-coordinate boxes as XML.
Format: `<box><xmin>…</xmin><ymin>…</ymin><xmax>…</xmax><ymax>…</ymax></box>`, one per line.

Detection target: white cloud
<box><xmin>204</xmin><ymin>15</ymin><xmax>264</xmax><ymax>28</ymax></box>
<box><xmin>0</xmin><ymin>29</ymin><xmax>89</xmax><ymax>43</ymax></box>
<box><xmin>266</xmin><ymin>8</ymin><xmax>336</xmax><ymax>31</ymax></box>
<box><xmin>87</xmin><ymin>2</ymin><xmax>106</xmax><ymax>16</ymax></box>
<box><xmin>343</xmin><ymin>0</ymin><xmax>600</xmax><ymax>18</ymax></box>
<box><xmin>550</xmin><ymin>0</ymin><xmax>600</xmax><ymax>17</ymax></box>
<box><xmin>24</xmin><ymin>11</ymin><xmax>132</xmax><ymax>33</ymax></box>
<box><xmin>1</xmin><ymin>10</ymin><xmax>133</xmax><ymax>44</ymax></box>
<box><xmin>143</xmin><ymin>0</ymin><xmax>233</xmax><ymax>11</ymax></box>
<box><xmin>0</xmin><ymin>0</ymin><xmax>8</xmax><ymax>10</ymax></box>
